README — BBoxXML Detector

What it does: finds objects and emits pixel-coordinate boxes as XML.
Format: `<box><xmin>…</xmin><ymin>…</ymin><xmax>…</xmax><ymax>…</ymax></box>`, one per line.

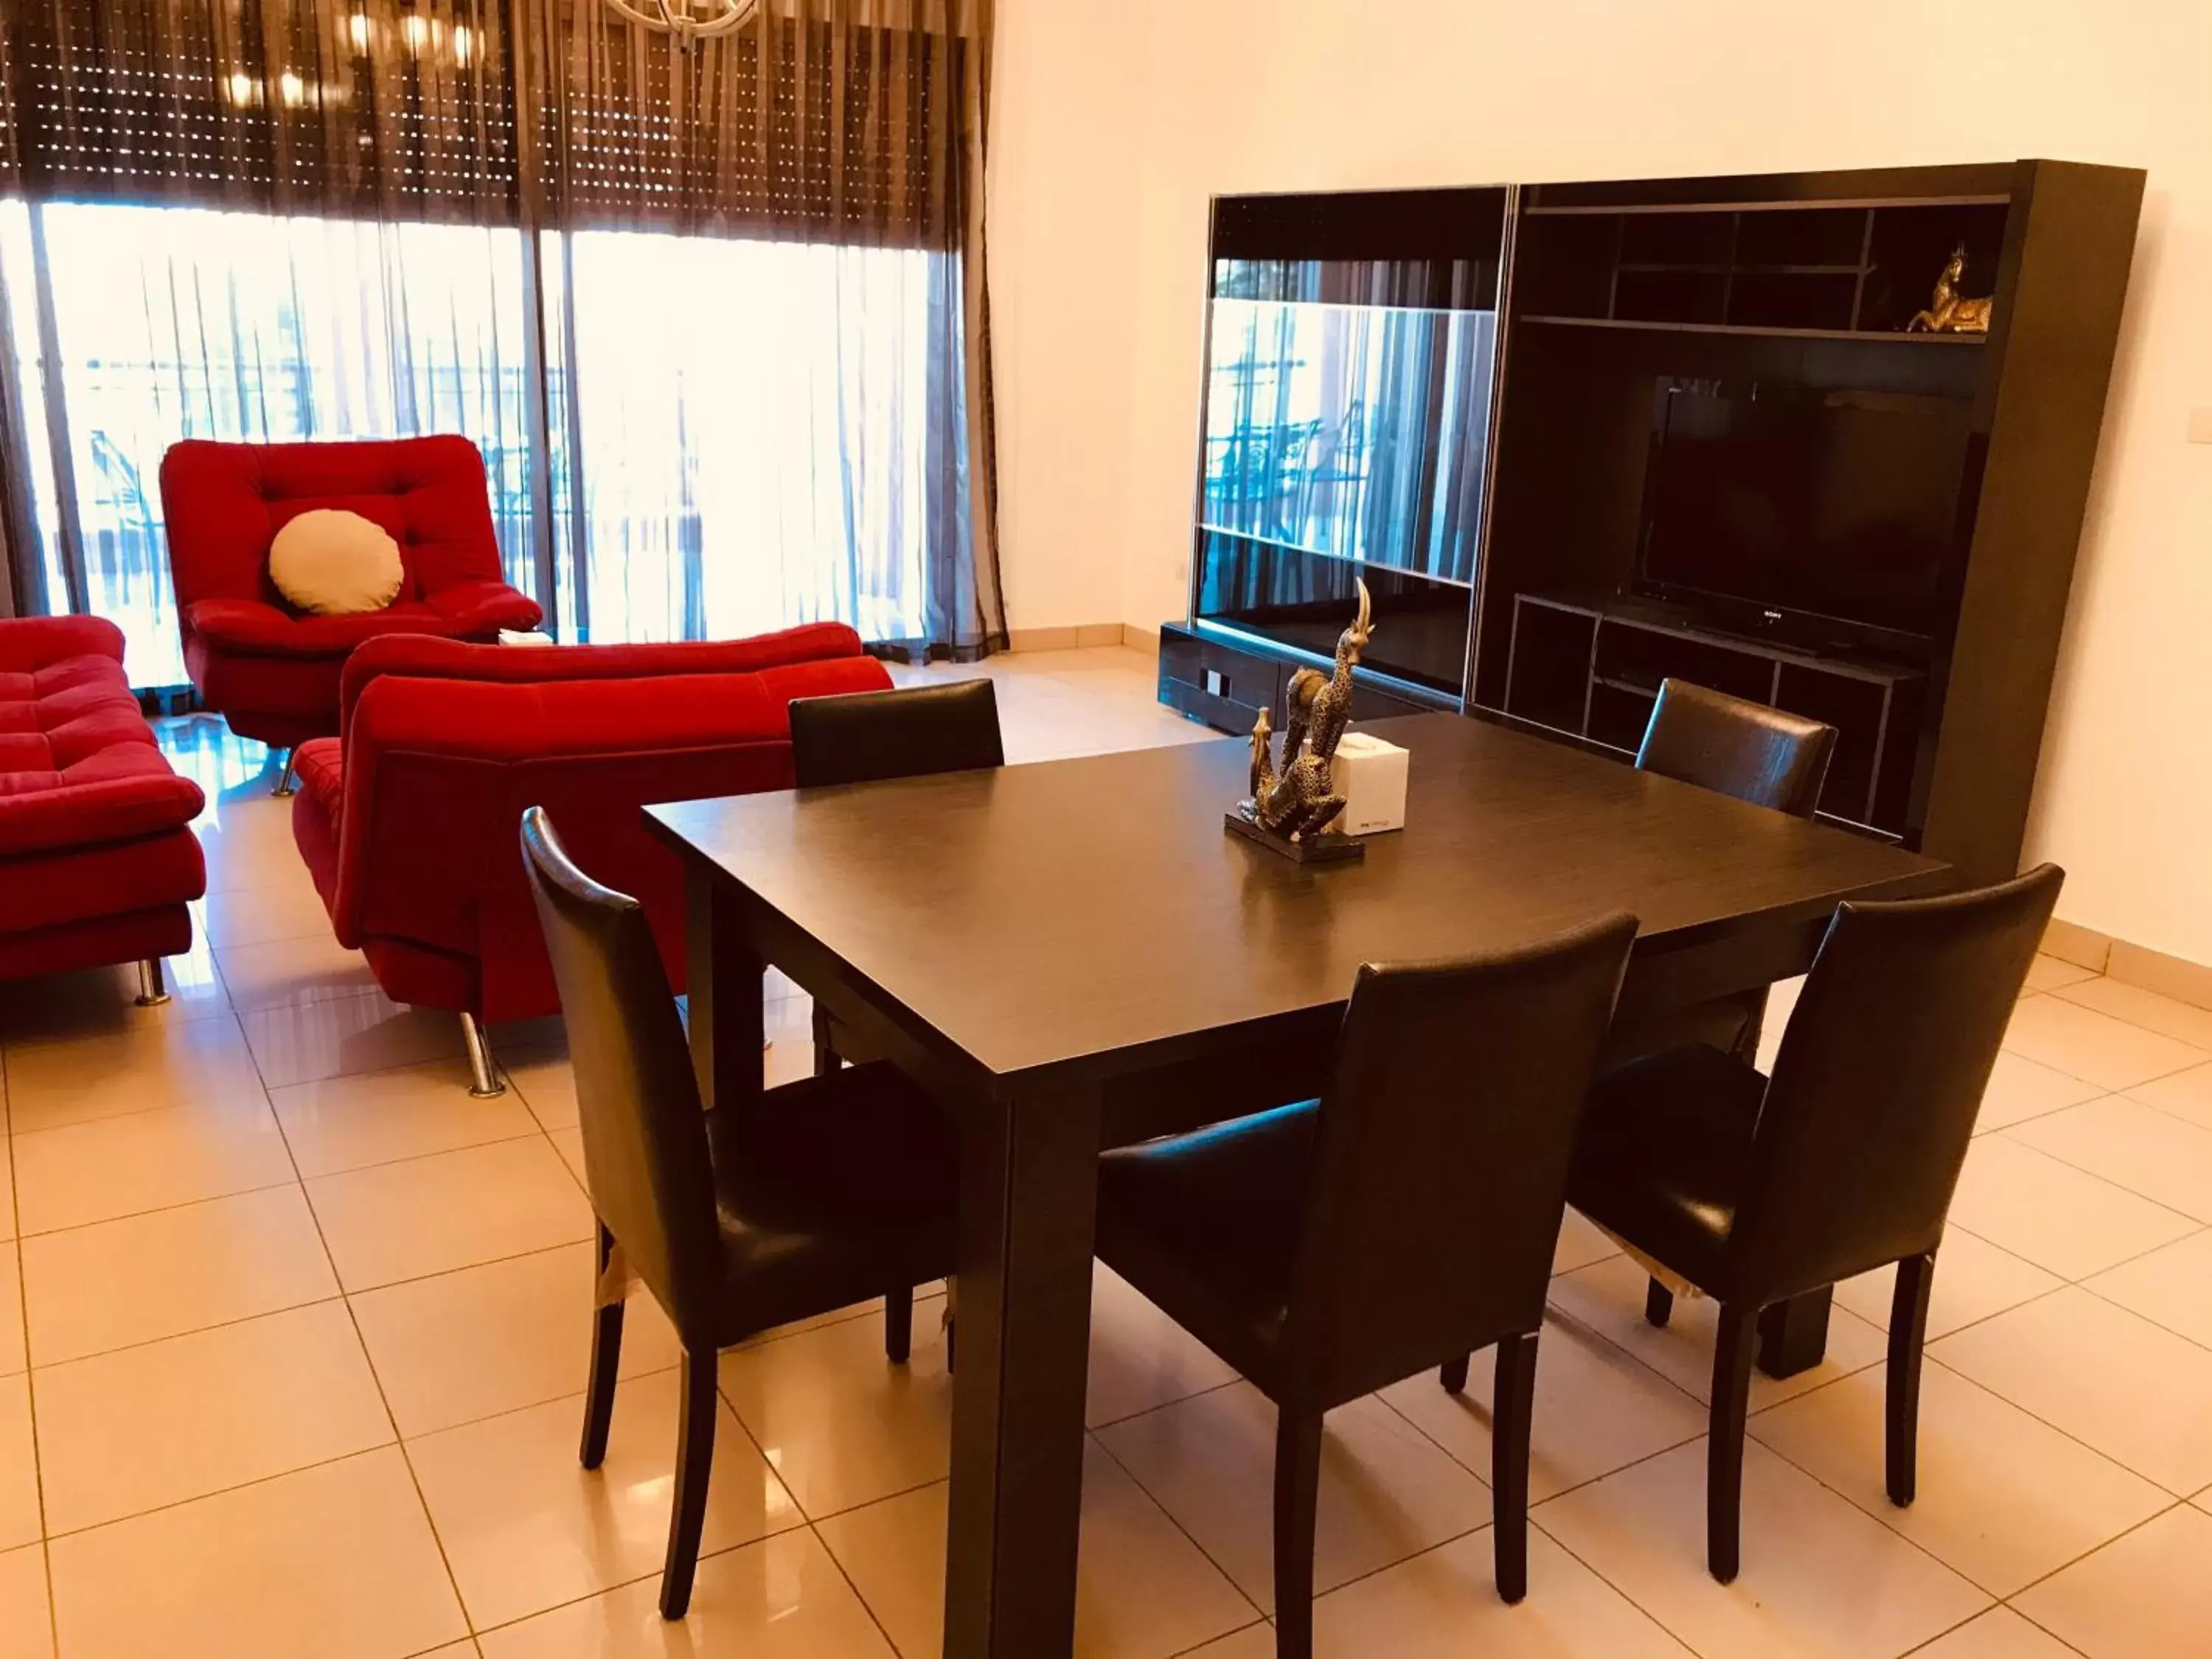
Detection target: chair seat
<box><xmin>700</xmin><ymin>1061</ymin><xmax>960</xmax><ymax>1340</ymax></box>
<box><xmin>1568</xmin><ymin>1044</ymin><xmax>1767</xmax><ymax>1295</ymax></box>
<box><xmin>1095</xmin><ymin>1100</ymin><xmax>1318</xmax><ymax>1386</ymax></box>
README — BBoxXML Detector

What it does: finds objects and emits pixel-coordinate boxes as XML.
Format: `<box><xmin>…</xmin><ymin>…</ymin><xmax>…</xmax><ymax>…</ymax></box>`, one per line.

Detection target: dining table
<box><xmin>646</xmin><ymin>709</ymin><xmax>1950</xmax><ymax>1659</ymax></box>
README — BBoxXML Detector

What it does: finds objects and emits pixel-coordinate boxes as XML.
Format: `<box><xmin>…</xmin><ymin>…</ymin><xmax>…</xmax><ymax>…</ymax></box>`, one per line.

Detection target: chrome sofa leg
<box><xmin>134</xmin><ymin>957</ymin><xmax>171</xmax><ymax>1007</ymax></box>
<box><xmin>459</xmin><ymin>1011</ymin><xmax>506</xmax><ymax>1097</ymax></box>
<box><xmin>271</xmin><ymin>748</ymin><xmax>298</xmax><ymax>798</ymax></box>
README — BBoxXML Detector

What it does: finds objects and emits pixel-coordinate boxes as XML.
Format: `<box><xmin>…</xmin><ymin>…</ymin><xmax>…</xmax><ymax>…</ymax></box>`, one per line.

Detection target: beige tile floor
<box><xmin>2</xmin><ymin>643</ymin><xmax>2210</xmax><ymax>1658</ymax></box>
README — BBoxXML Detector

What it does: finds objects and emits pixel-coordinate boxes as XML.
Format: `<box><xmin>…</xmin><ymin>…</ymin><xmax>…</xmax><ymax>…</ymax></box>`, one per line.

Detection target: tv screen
<box><xmin>1637</xmin><ymin>381</ymin><xmax>1975</xmax><ymax>645</ymax></box>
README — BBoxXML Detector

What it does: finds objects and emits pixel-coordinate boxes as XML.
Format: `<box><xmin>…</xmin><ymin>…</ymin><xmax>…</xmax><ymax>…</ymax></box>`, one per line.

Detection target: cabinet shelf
<box><xmin>1520</xmin><ymin>314</ymin><xmax>1985</xmax><ymax>345</ymax></box>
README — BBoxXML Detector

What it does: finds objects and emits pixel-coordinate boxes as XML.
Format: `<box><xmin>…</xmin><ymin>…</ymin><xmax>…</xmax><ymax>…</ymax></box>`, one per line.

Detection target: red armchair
<box><xmin>0</xmin><ymin>615</ymin><xmax>207</xmax><ymax>1000</ymax></box>
<box><xmin>158</xmin><ymin>436</ymin><xmax>543</xmax><ymax>786</ymax></box>
<box><xmin>288</xmin><ymin>623</ymin><xmax>894</xmax><ymax>1092</ymax></box>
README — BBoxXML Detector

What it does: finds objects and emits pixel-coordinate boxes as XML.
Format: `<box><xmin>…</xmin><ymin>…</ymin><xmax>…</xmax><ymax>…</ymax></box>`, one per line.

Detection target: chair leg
<box><xmin>885</xmin><ymin>1286</ymin><xmax>914</xmax><ymax>1363</ymax></box>
<box><xmin>1888</xmin><ymin>1254</ymin><xmax>1936</xmax><ymax>1508</ymax></box>
<box><xmin>1439</xmin><ymin>1353</ymin><xmax>1470</xmax><ymax>1394</ymax></box>
<box><xmin>1708</xmin><ymin>1303</ymin><xmax>1759</xmax><ymax>1585</ymax></box>
<box><xmin>659</xmin><ymin>1346</ymin><xmax>719</xmax><ymax>1621</ymax></box>
<box><xmin>271</xmin><ymin>747</ymin><xmax>297</xmax><ymax>798</ymax></box>
<box><xmin>1273</xmin><ymin>1409</ymin><xmax>1324</xmax><ymax>1659</ymax></box>
<box><xmin>580</xmin><ymin>1224</ymin><xmax>625</xmax><ymax>1470</ymax></box>
<box><xmin>458</xmin><ymin>1012</ymin><xmax>506</xmax><ymax>1098</ymax></box>
<box><xmin>1492</xmin><ymin>1330</ymin><xmax>1540</xmax><ymax>1604</ymax></box>
<box><xmin>133</xmin><ymin>957</ymin><xmax>170</xmax><ymax>1008</ymax></box>
<box><xmin>812</xmin><ymin>1002</ymin><xmax>839</xmax><ymax>1077</ymax></box>
<box><xmin>1645</xmin><ymin>1278</ymin><xmax>1674</xmax><ymax>1328</ymax></box>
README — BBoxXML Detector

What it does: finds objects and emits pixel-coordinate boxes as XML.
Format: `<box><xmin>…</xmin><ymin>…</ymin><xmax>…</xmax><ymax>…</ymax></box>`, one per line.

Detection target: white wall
<box><xmin>989</xmin><ymin>0</ymin><xmax>2212</xmax><ymax>963</ymax></box>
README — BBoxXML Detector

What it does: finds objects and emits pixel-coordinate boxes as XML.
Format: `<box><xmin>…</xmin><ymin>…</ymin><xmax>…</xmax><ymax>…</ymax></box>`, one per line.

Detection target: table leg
<box><xmin>942</xmin><ymin>1085</ymin><xmax>1102</xmax><ymax>1659</ymax></box>
<box><xmin>686</xmin><ymin>869</ymin><xmax>762</xmax><ymax>1112</ymax></box>
<box><xmin>1757</xmin><ymin>1287</ymin><xmax>1834</xmax><ymax>1379</ymax></box>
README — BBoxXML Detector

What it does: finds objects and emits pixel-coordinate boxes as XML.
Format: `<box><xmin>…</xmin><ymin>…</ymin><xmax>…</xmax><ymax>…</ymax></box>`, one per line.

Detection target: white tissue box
<box><xmin>1326</xmin><ymin>731</ymin><xmax>1408</xmax><ymax>835</ymax></box>
<box><xmin>498</xmin><ymin>628</ymin><xmax>556</xmax><ymax>647</ymax></box>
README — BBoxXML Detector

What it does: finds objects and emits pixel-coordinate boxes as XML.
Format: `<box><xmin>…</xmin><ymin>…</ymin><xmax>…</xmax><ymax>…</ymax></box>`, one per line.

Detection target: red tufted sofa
<box><xmin>159</xmin><ymin>436</ymin><xmax>543</xmax><ymax>764</ymax></box>
<box><xmin>289</xmin><ymin>624</ymin><xmax>893</xmax><ymax>1092</ymax></box>
<box><xmin>0</xmin><ymin>615</ymin><xmax>206</xmax><ymax>996</ymax></box>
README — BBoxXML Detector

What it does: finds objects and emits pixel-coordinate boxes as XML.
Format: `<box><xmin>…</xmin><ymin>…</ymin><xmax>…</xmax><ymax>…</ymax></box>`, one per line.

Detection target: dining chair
<box><xmin>789</xmin><ymin>676</ymin><xmax>1005</xmax><ymax>788</ymax></box>
<box><xmin>1094</xmin><ymin>913</ymin><xmax>1639</xmax><ymax>1654</ymax></box>
<box><xmin>1637</xmin><ymin>678</ymin><xmax>1837</xmax><ymax>818</ymax></box>
<box><xmin>519</xmin><ymin>806</ymin><xmax>959</xmax><ymax>1619</ymax></box>
<box><xmin>790</xmin><ymin>677</ymin><xmax>1006</xmax><ymax>1078</ymax></box>
<box><xmin>1569</xmin><ymin>863</ymin><xmax>2062</xmax><ymax>1584</ymax></box>
<box><xmin>1618</xmin><ymin>679</ymin><xmax>1840</xmax><ymax>1061</ymax></box>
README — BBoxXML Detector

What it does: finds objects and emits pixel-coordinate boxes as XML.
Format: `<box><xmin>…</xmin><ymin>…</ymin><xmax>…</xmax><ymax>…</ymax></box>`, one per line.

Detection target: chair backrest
<box><xmin>519</xmin><ymin>807</ymin><xmax>723</xmax><ymax>1341</ymax></box>
<box><xmin>1636</xmin><ymin>678</ymin><xmax>1837</xmax><ymax>818</ymax></box>
<box><xmin>159</xmin><ymin>436</ymin><xmax>504</xmax><ymax>609</ymax></box>
<box><xmin>1284</xmin><ymin>911</ymin><xmax>1640</xmax><ymax>1405</ymax></box>
<box><xmin>789</xmin><ymin>679</ymin><xmax>1004</xmax><ymax>787</ymax></box>
<box><xmin>1728</xmin><ymin>863</ymin><xmax>2064</xmax><ymax>1302</ymax></box>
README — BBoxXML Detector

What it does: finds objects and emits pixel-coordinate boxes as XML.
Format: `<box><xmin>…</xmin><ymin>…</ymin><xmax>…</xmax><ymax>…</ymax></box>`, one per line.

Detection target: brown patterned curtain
<box><xmin>0</xmin><ymin>0</ymin><xmax>519</xmax><ymax>223</ymax></box>
<box><xmin>0</xmin><ymin>0</ymin><xmax>1004</xmax><ymax>669</ymax></box>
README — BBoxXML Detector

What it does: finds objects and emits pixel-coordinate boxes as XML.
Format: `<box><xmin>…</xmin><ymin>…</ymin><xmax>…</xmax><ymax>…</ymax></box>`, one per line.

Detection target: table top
<box><xmin>650</xmin><ymin>714</ymin><xmax>1948</xmax><ymax>1091</ymax></box>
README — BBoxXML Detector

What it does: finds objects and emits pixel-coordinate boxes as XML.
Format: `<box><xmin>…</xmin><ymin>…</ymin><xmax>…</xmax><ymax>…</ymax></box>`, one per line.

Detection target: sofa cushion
<box><xmin>269</xmin><ymin>508</ymin><xmax>406</xmax><ymax>616</ymax></box>
<box><xmin>0</xmin><ymin>641</ymin><xmax>206</xmax><ymax>880</ymax></box>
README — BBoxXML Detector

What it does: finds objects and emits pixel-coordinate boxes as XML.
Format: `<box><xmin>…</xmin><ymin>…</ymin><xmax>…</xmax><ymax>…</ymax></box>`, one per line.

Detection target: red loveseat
<box><xmin>0</xmin><ymin>616</ymin><xmax>207</xmax><ymax>1001</ymax></box>
<box><xmin>159</xmin><ymin>436</ymin><xmax>543</xmax><ymax>781</ymax></box>
<box><xmin>289</xmin><ymin>624</ymin><xmax>894</xmax><ymax>1093</ymax></box>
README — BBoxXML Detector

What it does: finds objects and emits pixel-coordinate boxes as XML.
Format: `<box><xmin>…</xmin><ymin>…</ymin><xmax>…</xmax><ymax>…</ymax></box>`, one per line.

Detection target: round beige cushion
<box><xmin>268</xmin><ymin>509</ymin><xmax>404</xmax><ymax>616</ymax></box>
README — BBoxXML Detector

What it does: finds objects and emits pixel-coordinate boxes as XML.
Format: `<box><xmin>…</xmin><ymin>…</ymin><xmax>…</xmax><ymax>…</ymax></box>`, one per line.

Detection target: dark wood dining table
<box><xmin>646</xmin><ymin>710</ymin><xmax>1949</xmax><ymax>1659</ymax></box>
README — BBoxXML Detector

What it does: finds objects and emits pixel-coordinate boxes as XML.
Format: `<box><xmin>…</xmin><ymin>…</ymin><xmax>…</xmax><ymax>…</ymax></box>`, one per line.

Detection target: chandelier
<box><xmin>601</xmin><ymin>0</ymin><xmax>762</xmax><ymax>49</ymax></box>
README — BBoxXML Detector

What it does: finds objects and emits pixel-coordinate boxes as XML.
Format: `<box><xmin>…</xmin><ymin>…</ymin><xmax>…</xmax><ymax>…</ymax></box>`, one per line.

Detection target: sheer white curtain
<box><xmin>551</xmin><ymin>230</ymin><xmax>950</xmax><ymax>648</ymax></box>
<box><xmin>0</xmin><ymin>200</ymin><xmax>537</xmax><ymax>686</ymax></box>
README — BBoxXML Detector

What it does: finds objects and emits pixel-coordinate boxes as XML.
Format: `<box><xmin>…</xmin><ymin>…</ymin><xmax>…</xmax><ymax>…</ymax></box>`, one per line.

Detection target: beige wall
<box><xmin>988</xmin><ymin>0</ymin><xmax>2212</xmax><ymax>963</ymax></box>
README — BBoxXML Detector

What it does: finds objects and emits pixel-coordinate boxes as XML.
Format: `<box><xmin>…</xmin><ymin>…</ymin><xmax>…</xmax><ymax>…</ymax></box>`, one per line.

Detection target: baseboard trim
<box><xmin>1006</xmin><ymin>622</ymin><xmax>1129</xmax><ymax>653</ymax></box>
<box><xmin>2041</xmin><ymin>917</ymin><xmax>2113</xmax><ymax>974</ymax></box>
<box><xmin>2041</xmin><ymin>919</ymin><xmax>2212</xmax><ymax>1013</ymax></box>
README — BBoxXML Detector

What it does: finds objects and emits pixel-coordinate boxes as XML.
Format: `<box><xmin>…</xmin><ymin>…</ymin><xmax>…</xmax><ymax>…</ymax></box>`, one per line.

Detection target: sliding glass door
<box><xmin>1</xmin><ymin>198</ymin><xmax>973</xmax><ymax>688</ymax></box>
<box><xmin>0</xmin><ymin>199</ymin><xmax>537</xmax><ymax>686</ymax></box>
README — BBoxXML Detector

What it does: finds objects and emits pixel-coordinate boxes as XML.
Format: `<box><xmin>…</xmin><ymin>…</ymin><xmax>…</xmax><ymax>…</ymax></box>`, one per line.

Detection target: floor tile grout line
<box><xmin>234</xmin><ymin>990</ymin><xmax>484</xmax><ymax>1646</ymax></box>
<box><xmin>1992</xmin><ymin>1112</ymin><xmax>2212</xmax><ymax>1224</ymax></box>
<box><xmin>1082</xmin><ymin>1420</ymin><xmax>1277</xmax><ymax>1627</ymax></box>
<box><xmin>10</xmin><ymin>1172</ymin><xmax>303</xmax><ymax>1245</ymax></box>
<box><xmin>1996</xmin><ymin>1498</ymin><xmax>2189</xmax><ymax>1631</ymax></box>
<box><xmin>1973</xmin><ymin>1130</ymin><xmax>2205</xmax><ymax>1237</ymax></box>
<box><xmin>4</xmin><ymin>1061</ymin><xmax>60</xmax><ymax>1659</ymax></box>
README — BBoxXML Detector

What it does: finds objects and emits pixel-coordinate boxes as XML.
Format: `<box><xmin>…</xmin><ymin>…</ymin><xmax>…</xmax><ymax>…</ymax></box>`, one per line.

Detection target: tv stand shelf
<box><xmin>1502</xmin><ymin>591</ymin><xmax>1927</xmax><ymax>835</ymax></box>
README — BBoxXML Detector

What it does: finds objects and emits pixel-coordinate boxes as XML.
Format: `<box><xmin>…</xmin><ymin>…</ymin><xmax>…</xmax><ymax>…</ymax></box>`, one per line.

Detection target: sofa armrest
<box><xmin>184</xmin><ymin>598</ymin><xmax>319</xmax><ymax>655</ymax></box>
<box><xmin>0</xmin><ymin>771</ymin><xmax>206</xmax><ymax>858</ymax></box>
<box><xmin>0</xmin><ymin>614</ymin><xmax>125</xmax><ymax>672</ymax></box>
<box><xmin>425</xmin><ymin>579</ymin><xmax>544</xmax><ymax>636</ymax></box>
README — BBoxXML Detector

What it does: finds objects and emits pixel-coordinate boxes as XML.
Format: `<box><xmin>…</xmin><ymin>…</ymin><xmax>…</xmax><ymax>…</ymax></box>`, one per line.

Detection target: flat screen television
<box><xmin>1635</xmin><ymin>380</ymin><xmax>1976</xmax><ymax>653</ymax></box>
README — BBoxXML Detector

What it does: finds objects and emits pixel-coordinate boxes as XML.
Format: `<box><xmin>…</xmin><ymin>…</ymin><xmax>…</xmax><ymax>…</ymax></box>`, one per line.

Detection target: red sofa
<box><xmin>289</xmin><ymin>624</ymin><xmax>893</xmax><ymax>1091</ymax></box>
<box><xmin>0</xmin><ymin>615</ymin><xmax>207</xmax><ymax>999</ymax></box>
<box><xmin>159</xmin><ymin>436</ymin><xmax>543</xmax><ymax>768</ymax></box>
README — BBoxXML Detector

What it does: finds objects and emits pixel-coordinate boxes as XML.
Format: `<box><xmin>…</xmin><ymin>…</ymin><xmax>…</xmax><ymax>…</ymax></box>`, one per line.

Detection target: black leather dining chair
<box><xmin>1617</xmin><ymin>679</ymin><xmax>1840</xmax><ymax>1061</ymax></box>
<box><xmin>790</xmin><ymin>677</ymin><xmax>1006</xmax><ymax>1078</ymax></box>
<box><xmin>1570</xmin><ymin>863</ymin><xmax>2062</xmax><ymax>1585</ymax></box>
<box><xmin>1637</xmin><ymin>678</ymin><xmax>1837</xmax><ymax>819</ymax></box>
<box><xmin>790</xmin><ymin>677</ymin><xmax>1005</xmax><ymax>788</ymax></box>
<box><xmin>1094</xmin><ymin>914</ymin><xmax>1639</xmax><ymax>1655</ymax></box>
<box><xmin>520</xmin><ymin>807</ymin><xmax>959</xmax><ymax>1620</ymax></box>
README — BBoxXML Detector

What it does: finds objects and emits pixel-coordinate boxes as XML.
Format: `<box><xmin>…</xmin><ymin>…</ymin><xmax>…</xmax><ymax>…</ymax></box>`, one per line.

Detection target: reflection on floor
<box><xmin>3</xmin><ymin>644</ymin><xmax>2211</xmax><ymax>1658</ymax></box>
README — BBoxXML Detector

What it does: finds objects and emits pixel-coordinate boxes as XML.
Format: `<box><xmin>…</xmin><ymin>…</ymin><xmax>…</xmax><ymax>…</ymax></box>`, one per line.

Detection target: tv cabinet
<box><xmin>1164</xmin><ymin>161</ymin><xmax>2145</xmax><ymax>887</ymax></box>
<box><xmin>1503</xmin><ymin>592</ymin><xmax>1927</xmax><ymax>835</ymax></box>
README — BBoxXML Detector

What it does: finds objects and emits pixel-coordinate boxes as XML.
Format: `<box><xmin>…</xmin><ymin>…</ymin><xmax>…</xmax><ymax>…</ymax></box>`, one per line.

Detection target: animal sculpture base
<box><xmin>1223</xmin><ymin>811</ymin><xmax>1366</xmax><ymax>865</ymax></box>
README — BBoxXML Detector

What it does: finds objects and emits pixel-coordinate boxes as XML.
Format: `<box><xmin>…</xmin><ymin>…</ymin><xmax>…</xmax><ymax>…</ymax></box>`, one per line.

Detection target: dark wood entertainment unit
<box><xmin>1162</xmin><ymin>161</ymin><xmax>2144</xmax><ymax>884</ymax></box>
